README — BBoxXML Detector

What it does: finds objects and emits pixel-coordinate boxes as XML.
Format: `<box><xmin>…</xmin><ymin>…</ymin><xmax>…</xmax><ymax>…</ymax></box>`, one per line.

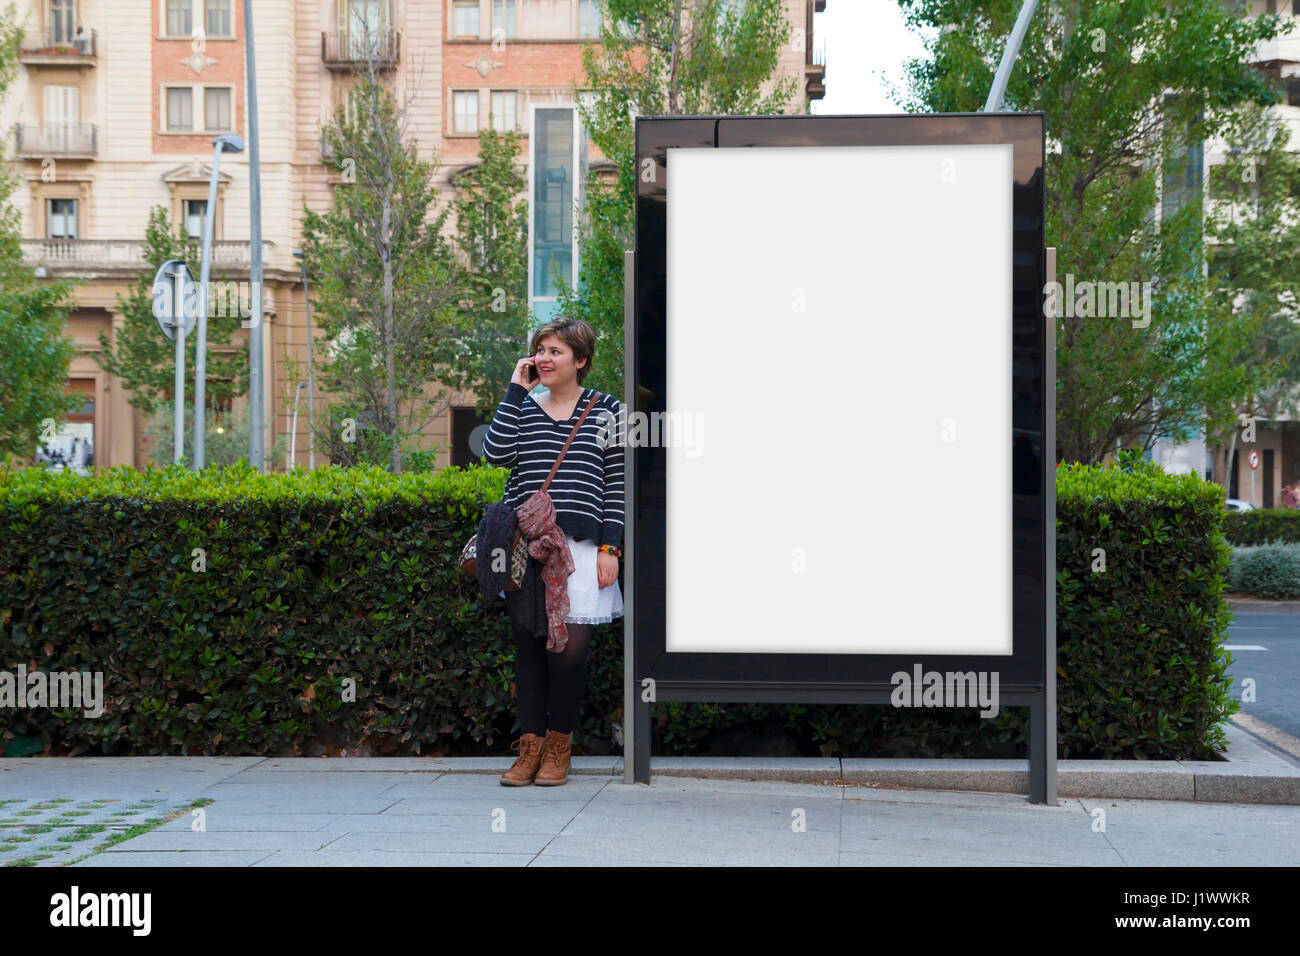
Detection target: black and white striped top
<box><xmin>482</xmin><ymin>382</ymin><xmax>625</xmax><ymax>549</ymax></box>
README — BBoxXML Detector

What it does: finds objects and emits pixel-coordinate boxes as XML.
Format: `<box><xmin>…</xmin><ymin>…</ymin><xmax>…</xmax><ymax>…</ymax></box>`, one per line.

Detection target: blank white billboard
<box><xmin>665</xmin><ymin>143</ymin><xmax>1013</xmax><ymax>655</ymax></box>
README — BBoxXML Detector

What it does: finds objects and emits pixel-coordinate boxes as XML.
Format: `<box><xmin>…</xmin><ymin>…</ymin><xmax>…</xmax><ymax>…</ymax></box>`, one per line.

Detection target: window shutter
<box><xmin>44</xmin><ymin>85</ymin><xmax>79</xmax><ymax>151</ymax></box>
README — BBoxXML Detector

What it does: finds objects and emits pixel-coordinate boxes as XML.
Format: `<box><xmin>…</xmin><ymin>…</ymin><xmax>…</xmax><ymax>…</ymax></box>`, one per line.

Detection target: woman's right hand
<box><xmin>511</xmin><ymin>355</ymin><xmax>538</xmax><ymax>390</ymax></box>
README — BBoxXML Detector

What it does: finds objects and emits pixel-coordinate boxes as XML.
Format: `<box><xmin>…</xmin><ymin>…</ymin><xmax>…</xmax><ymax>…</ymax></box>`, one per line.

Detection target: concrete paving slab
<box><xmin>101</xmin><ymin>830</ymin><xmax>349</xmax><ymax>852</ymax></box>
<box><xmin>837</xmin><ymin>801</ymin><xmax>1122</xmax><ymax>866</ymax></box>
<box><xmin>246</xmin><ymin>759</ymin><xmax>443</xmax><ymax>772</ymax></box>
<box><xmin>252</xmin><ymin>850</ymin><xmax>538</xmax><ymax>866</ymax></box>
<box><xmin>320</xmin><ymin>831</ymin><xmax>554</xmax><ymax>854</ymax></box>
<box><xmin>72</xmin><ymin>850</ymin><xmax>278</xmax><ymax>867</ymax></box>
<box><xmin>206</xmin><ymin>771</ymin><xmax>418</xmax><ymax>790</ymax></box>
<box><xmin>614</xmin><ymin>776</ymin><xmax>847</xmax><ymax>799</ymax></box>
<box><xmin>538</xmin><ymin>832</ymin><xmax>839</xmax><ymax>865</ymax></box>
<box><xmin>378</xmin><ymin>796</ymin><xmax>595</xmax><ymax>815</ymax></box>
<box><xmin>172</xmin><ymin>796</ymin><xmax>402</xmax><ymax>815</ymax></box>
<box><xmin>0</xmin><ymin>757</ymin><xmax>259</xmax><ymax>799</ymax></box>
<box><xmin>527</xmin><ymin>853</ymin><xmax>692</xmax><ymax>867</ymax></box>
<box><xmin>155</xmin><ymin>812</ymin><xmax>341</xmax><ymax>832</ymax></box>
<box><xmin>315</xmin><ymin>809</ymin><xmax>579</xmax><ymax>835</ymax></box>
<box><xmin>425</xmin><ymin>773</ymin><xmax>609</xmax><ymax>793</ymax></box>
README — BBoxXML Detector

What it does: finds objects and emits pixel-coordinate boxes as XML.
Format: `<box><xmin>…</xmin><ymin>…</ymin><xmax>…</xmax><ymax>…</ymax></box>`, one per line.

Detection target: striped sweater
<box><xmin>482</xmin><ymin>382</ymin><xmax>625</xmax><ymax>549</ymax></box>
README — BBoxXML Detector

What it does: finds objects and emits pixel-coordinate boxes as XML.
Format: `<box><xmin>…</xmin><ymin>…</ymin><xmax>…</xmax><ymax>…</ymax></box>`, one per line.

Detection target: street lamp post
<box><xmin>292</xmin><ymin>249</ymin><xmax>316</xmax><ymax>469</ymax></box>
<box><xmin>195</xmin><ymin>133</ymin><xmax>245</xmax><ymax>470</ymax></box>
<box><xmin>244</xmin><ymin>0</ymin><xmax>265</xmax><ymax>473</ymax></box>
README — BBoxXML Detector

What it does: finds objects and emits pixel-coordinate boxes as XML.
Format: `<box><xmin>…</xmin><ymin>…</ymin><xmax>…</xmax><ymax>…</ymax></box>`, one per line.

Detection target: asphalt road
<box><xmin>1225</xmin><ymin>610</ymin><xmax>1300</xmax><ymax>741</ymax></box>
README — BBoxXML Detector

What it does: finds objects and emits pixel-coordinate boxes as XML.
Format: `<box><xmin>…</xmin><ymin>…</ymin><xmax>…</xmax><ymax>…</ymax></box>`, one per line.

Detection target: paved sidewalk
<box><xmin>0</xmin><ymin>719</ymin><xmax>1296</xmax><ymax>866</ymax></box>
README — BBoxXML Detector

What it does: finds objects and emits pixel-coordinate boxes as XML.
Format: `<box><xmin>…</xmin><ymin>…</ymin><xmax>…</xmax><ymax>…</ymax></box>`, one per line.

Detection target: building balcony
<box><xmin>14</xmin><ymin>123</ymin><xmax>97</xmax><ymax>158</ymax></box>
<box><xmin>22</xmin><ymin>238</ymin><xmax>275</xmax><ymax>275</ymax></box>
<box><xmin>1254</xmin><ymin>33</ymin><xmax>1300</xmax><ymax>70</ymax></box>
<box><xmin>321</xmin><ymin>30</ymin><xmax>400</xmax><ymax>71</ymax></box>
<box><xmin>19</xmin><ymin>27</ymin><xmax>97</xmax><ymax>65</ymax></box>
<box><xmin>806</xmin><ymin>38</ymin><xmax>825</xmax><ymax>101</ymax></box>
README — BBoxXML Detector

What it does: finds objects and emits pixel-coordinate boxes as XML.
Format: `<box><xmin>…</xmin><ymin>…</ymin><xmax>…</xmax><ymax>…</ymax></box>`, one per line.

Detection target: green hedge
<box><xmin>1229</xmin><ymin>543</ymin><xmax>1300</xmax><ymax>599</ymax></box>
<box><xmin>1051</xmin><ymin>452</ymin><xmax>1237</xmax><ymax>758</ymax></box>
<box><xmin>0</xmin><ymin>460</ymin><xmax>520</xmax><ymax>756</ymax></box>
<box><xmin>1223</xmin><ymin>508</ymin><xmax>1300</xmax><ymax>546</ymax></box>
<box><xmin>0</xmin><ymin>450</ymin><xmax>1238</xmax><ymax>759</ymax></box>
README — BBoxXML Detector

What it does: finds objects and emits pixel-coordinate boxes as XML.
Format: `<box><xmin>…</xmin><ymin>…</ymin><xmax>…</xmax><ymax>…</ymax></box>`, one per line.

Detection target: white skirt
<box><xmin>497</xmin><ymin>533</ymin><xmax>625</xmax><ymax>624</ymax></box>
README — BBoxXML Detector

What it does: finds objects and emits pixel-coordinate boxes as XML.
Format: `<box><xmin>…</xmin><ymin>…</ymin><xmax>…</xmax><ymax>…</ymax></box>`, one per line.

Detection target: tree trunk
<box><xmin>383</xmin><ymin>190</ymin><xmax>399</xmax><ymax>474</ymax></box>
<box><xmin>667</xmin><ymin>0</ymin><xmax>684</xmax><ymax>113</ymax></box>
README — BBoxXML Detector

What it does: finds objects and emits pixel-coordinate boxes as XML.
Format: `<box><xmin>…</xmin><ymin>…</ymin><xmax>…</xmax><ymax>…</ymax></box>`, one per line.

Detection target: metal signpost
<box><xmin>152</xmin><ymin>259</ymin><xmax>197</xmax><ymax>465</ymax></box>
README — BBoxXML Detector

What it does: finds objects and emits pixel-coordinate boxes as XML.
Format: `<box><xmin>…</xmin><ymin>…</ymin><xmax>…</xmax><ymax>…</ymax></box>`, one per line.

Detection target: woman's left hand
<box><xmin>596</xmin><ymin>551</ymin><xmax>619</xmax><ymax>589</ymax></box>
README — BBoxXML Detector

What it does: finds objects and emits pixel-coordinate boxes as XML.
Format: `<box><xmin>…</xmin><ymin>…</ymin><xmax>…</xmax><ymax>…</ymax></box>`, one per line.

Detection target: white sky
<box><xmin>811</xmin><ymin>1</ymin><xmax>937</xmax><ymax>115</ymax></box>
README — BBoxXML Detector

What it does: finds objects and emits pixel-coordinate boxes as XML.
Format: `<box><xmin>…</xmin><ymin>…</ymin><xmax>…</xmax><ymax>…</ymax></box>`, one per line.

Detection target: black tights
<box><xmin>513</xmin><ymin>620</ymin><xmax>593</xmax><ymax>736</ymax></box>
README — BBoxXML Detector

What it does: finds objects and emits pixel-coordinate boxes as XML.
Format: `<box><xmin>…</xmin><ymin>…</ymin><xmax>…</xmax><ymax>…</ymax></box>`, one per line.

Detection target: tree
<box><xmin>0</xmin><ymin>2</ymin><xmax>79</xmax><ymax>461</ymax></box>
<box><xmin>302</xmin><ymin>59</ymin><xmax>463</xmax><ymax>473</ymax></box>
<box><xmin>95</xmin><ymin>206</ymin><xmax>249</xmax><ymax>418</ymax></box>
<box><xmin>557</xmin><ymin>0</ymin><xmax>800</xmax><ymax>396</ymax></box>
<box><xmin>1203</xmin><ymin>100</ymin><xmax>1300</xmax><ymax>477</ymax></box>
<box><xmin>1205</xmin><ymin>102</ymin><xmax>1300</xmax><ymax>417</ymax></box>
<box><xmin>894</xmin><ymin>0</ymin><xmax>1294</xmax><ymax>464</ymax></box>
<box><xmin>444</xmin><ymin>123</ymin><xmax>531</xmax><ymax>420</ymax></box>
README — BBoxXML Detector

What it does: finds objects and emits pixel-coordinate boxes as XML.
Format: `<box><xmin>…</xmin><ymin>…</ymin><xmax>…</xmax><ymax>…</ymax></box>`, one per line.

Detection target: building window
<box><xmin>205</xmin><ymin>0</ymin><xmax>232</xmax><ymax>37</ymax></box>
<box><xmin>46</xmin><ymin>198</ymin><xmax>78</xmax><ymax>238</ymax></box>
<box><xmin>454</xmin><ymin>91</ymin><xmax>478</xmax><ymax>133</ymax></box>
<box><xmin>205</xmin><ymin>87</ymin><xmax>232</xmax><ymax>130</ymax></box>
<box><xmin>343</xmin><ymin>0</ymin><xmax>385</xmax><ymax>57</ymax></box>
<box><xmin>453</xmin><ymin>0</ymin><xmax>479</xmax><ymax>37</ymax></box>
<box><xmin>578</xmin><ymin>0</ymin><xmax>602</xmax><ymax>37</ymax></box>
<box><xmin>718</xmin><ymin>0</ymin><xmax>746</xmax><ymax>21</ymax></box>
<box><xmin>493</xmin><ymin>0</ymin><xmax>516</xmax><ymax>38</ymax></box>
<box><xmin>166</xmin><ymin>87</ymin><xmax>193</xmax><ymax>130</ymax></box>
<box><xmin>35</xmin><ymin>379</ymin><xmax>95</xmax><ymax>475</ymax></box>
<box><xmin>183</xmin><ymin>198</ymin><xmax>208</xmax><ymax>239</ymax></box>
<box><xmin>490</xmin><ymin>91</ymin><xmax>516</xmax><ymax>132</ymax></box>
<box><xmin>42</xmin><ymin>85</ymin><xmax>80</xmax><ymax>151</ymax></box>
<box><xmin>50</xmin><ymin>0</ymin><xmax>78</xmax><ymax>45</ymax></box>
<box><xmin>166</xmin><ymin>0</ymin><xmax>192</xmax><ymax>36</ymax></box>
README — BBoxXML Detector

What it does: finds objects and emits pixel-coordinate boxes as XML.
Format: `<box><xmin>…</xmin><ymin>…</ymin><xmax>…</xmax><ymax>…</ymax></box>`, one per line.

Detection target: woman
<box><xmin>481</xmin><ymin>316</ymin><xmax>624</xmax><ymax>786</ymax></box>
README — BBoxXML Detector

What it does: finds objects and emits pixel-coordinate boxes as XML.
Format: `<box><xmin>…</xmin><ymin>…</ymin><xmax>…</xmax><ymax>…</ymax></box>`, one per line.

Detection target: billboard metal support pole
<box><xmin>624</xmin><ymin>249</ymin><xmax>638</xmax><ymax>785</ymax></box>
<box><xmin>1043</xmin><ymin>247</ymin><xmax>1059</xmax><ymax>806</ymax></box>
<box><xmin>984</xmin><ymin>0</ymin><xmax>1055</xmax><ymax>803</ymax></box>
<box><xmin>983</xmin><ymin>0</ymin><xmax>1040</xmax><ymax>112</ymax></box>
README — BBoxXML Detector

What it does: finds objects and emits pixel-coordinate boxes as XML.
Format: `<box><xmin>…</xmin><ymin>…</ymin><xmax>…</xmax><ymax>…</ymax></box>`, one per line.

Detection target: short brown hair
<box><xmin>529</xmin><ymin>315</ymin><xmax>596</xmax><ymax>385</ymax></box>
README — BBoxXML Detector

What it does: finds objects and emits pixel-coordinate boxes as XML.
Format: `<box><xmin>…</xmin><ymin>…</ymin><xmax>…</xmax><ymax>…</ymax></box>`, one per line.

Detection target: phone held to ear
<box><xmin>527</xmin><ymin>362</ymin><xmax>539</xmax><ymax>384</ymax></box>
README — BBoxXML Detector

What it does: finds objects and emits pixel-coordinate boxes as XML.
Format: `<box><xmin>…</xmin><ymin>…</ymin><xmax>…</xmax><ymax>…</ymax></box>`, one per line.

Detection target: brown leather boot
<box><xmin>500</xmin><ymin>733</ymin><xmax>545</xmax><ymax>786</ymax></box>
<box><xmin>534</xmin><ymin>729</ymin><xmax>572</xmax><ymax>786</ymax></box>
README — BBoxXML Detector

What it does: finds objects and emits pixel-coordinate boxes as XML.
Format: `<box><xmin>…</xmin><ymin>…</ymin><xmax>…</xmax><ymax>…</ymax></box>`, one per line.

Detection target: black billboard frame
<box><xmin>625</xmin><ymin>112</ymin><xmax>1054</xmax><ymax>803</ymax></box>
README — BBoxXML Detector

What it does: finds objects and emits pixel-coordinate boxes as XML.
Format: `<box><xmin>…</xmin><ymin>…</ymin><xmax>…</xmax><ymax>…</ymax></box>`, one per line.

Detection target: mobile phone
<box><xmin>526</xmin><ymin>361</ymin><xmax>539</xmax><ymax>384</ymax></box>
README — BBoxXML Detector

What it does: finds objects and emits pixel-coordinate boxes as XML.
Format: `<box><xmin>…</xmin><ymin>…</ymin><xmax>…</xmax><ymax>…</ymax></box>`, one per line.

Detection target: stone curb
<box><xmin>418</xmin><ymin>721</ymin><xmax>1295</xmax><ymax>806</ymax></box>
<box><xmin>1228</xmin><ymin>598</ymin><xmax>1300</xmax><ymax>613</ymax></box>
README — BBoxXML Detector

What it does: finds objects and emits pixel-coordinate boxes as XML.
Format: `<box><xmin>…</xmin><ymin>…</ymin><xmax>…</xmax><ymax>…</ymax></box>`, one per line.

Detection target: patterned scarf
<box><xmin>514</xmin><ymin>490</ymin><xmax>575</xmax><ymax>652</ymax></box>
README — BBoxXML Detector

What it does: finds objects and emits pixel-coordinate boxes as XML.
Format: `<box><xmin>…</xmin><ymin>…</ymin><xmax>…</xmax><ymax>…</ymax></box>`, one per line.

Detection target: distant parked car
<box><xmin>1224</xmin><ymin>498</ymin><xmax>1254</xmax><ymax>512</ymax></box>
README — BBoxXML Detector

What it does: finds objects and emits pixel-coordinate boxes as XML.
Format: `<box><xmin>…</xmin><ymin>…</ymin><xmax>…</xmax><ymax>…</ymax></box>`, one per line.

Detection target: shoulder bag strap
<box><xmin>539</xmin><ymin>391</ymin><xmax>602</xmax><ymax>495</ymax></box>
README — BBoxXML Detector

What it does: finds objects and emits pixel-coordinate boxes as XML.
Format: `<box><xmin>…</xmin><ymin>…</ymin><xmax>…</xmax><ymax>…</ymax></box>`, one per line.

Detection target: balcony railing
<box><xmin>321</xmin><ymin>30</ymin><xmax>400</xmax><ymax>70</ymax></box>
<box><xmin>19</xmin><ymin>27</ymin><xmax>97</xmax><ymax>63</ymax></box>
<box><xmin>14</xmin><ymin>123</ymin><xmax>98</xmax><ymax>157</ymax></box>
<box><xmin>22</xmin><ymin>239</ymin><xmax>275</xmax><ymax>271</ymax></box>
<box><xmin>1255</xmin><ymin>34</ymin><xmax>1300</xmax><ymax>67</ymax></box>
